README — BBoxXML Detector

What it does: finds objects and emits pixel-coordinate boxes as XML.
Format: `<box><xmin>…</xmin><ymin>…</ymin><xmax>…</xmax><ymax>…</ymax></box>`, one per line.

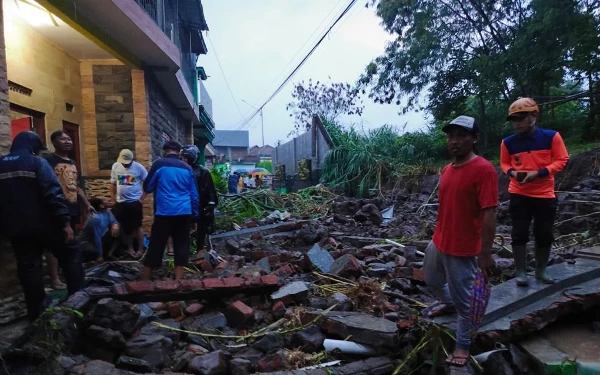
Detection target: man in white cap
<box><xmin>111</xmin><ymin>149</ymin><xmax>148</xmax><ymax>258</ymax></box>
<box><xmin>423</xmin><ymin>115</ymin><xmax>497</xmax><ymax>367</ymax></box>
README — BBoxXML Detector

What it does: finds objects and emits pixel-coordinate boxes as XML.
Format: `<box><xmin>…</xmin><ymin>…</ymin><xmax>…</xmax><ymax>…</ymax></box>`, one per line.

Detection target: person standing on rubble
<box><xmin>0</xmin><ymin>131</ymin><xmax>84</xmax><ymax>320</ymax></box>
<box><xmin>423</xmin><ymin>116</ymin><xmax>497</xmax><ymax>367</ymax></box>
<box><xmin>142</xmin><ymin>141</ymin><xmax>199</xmax><ymax>280</ymax></box>
<box><xmin>500</xmin><ymin>98</ymin><xmax>569</xmax><ymax>286</ymax></box>
<box><xmin>181</xmin><ymin>145</ymin><xmax>219</xmax><ymax>252</ymax></box>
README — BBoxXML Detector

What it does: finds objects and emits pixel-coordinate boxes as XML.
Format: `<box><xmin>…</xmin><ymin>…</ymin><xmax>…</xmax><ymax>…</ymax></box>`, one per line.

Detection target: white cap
<box><xmin>442</xmin><ymin>115</ymin><xmax>477</xmax><ymax>133</ymax></box>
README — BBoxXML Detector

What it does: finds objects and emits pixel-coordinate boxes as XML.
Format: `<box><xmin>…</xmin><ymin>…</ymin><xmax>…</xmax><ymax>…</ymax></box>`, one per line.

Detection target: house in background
<box><xmin>212</xmin><ymin>129</ymin><xmax>249</xmax><ymax>162</ymax></box>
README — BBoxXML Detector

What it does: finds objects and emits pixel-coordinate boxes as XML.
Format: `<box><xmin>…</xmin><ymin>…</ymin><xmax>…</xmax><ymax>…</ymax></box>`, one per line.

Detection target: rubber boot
<box><xmin>535</xmin><ymin>245</ymin><xmax>555</xmax><ymax>284</ymax></box>
<box><xmin>513</xmin><ymin>245</ymin><xmax>529</xmax><ymax>287</ymax></box>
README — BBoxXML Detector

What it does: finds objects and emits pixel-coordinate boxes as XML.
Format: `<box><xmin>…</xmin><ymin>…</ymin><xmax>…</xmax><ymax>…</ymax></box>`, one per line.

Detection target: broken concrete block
<box><xmin>354</xmin><ymin>203</ymin><xmax>383</xmax><ymax>225</ymax></box>
<box><xmin>327</xmin><ymin>292</ymin><xmax>353</xmax><ymax>311</ymax></box>
<box><xmin>226</xmin><ymin>301</ymin><xmax>255</xmax><ymax>328</ymax></box>
<box><xmin>230</xmin><ymin>358</ymin><xmax>253</xmax><ymax>375</ymax></box>
<box><xmin>233</xmin><ymin>347</ymin><xmax>264</xmax><ymax>363</ymax></box>
<box><xmin>87</xmin><ymin>298</ymin><xmax>141</xmax><ymax>337</ymax></box>
<box><xmin>271</xmin><ymin>281</ymin><xmax>310</xmax><ymax>304</ymax></box>
<box><xmin>253</xmin><ymin>332</ymin><xmax>284</xmax><ymax>353</ymax></box>
<box><xmin>290</xmin><ymin>324</ymin><xmax>326</xmax><ymax>353</ymax></box>
<box><xmin>257</xmin><ymin>257</ymin><xmax>272</xmax><ymax>273</ymax></box>
<box><xmin>182</xmin><ymin>312</ymin><xmax>228</xmax><ymax>332</ymax></box>
<box><xmin>300</xmin><ymin>310</ymin><xmax>398</xmax><ymax>349</ymax></box>
<box><xmin>307</xmin><ymin>243</ymin><xmax>335</xmax><ymax>273</ymax></box>
<box><xmin>116</xmin><ymin>356</ymin><xmax>154</xmax><ymax>373</ymax></box>
<box><xmin>226</xmin><ymin>239</ymin><xmax>241</xmax><ymax>254</ymax></box>
<box><xmin>186</xmin><ymin>350</ymin><xmax>229</xmax><ymax>375</ymax></box>
<box><xmin>330</xmin><ymin>254</ymin><xmax>363</xmax><ymax>277</ymax></box>
<box><xmin>140</xmin><ymin>318</ymin><xmax>182</xmax><ymax>344</ymax></box>
<box><xmin>125</xmin><ymin>334</ymin><xmax>173</xmax><ymax>368</ymax></box>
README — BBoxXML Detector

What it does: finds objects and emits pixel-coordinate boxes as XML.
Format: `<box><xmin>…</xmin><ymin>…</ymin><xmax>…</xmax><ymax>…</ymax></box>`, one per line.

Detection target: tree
<box><xmin>286</xmin><ymin>79</ymin><xmax>364</xmax><ymax>133</ymax></box>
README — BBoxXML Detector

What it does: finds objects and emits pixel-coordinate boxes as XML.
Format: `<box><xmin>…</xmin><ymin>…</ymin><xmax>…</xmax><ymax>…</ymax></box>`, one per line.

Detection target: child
<box><xmin>78</xmin><ymin>197</ymin><xmax>120</xmax><ymax>262</ymax></box>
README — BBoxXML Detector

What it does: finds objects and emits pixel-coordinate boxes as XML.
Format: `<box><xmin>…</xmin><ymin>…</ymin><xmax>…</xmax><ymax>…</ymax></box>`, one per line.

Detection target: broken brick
<box><xmin>276</xmin><ymin>264</ymin><xmax>294</xmax><ymax>277</ymax></box>
<box><xmin>250</xmin><ymin>251</ymin><xmax>269</xmax><ymax>260</ymax></box>
<box><xmin>268</xmin><ymin>255</ymin><xmax>280</xmax><ymax>266</ymax></box>
<box><xmin>227</xmin><ymin>301</ymin><xmax>255</xmax><ymax>328</ymax></box>
<box><xmin>185</xmin><ymin>303</ymin><xmax>204</xmax><ymax>316</ymax></box>
<box><xmin>156</xmin><ymin>280</ymin><xmax>181</xmax><ymax>292</ymax></box>
<box><xmin>330</xmin><ymin>254</ymin><xmax>363</xmax><ymax>277</ymax></box>
<box><xmin>272</xmin><ymin>301</ymin><xmax>285</xmax><ymax>319</ymax></box>
<box><xmin>411</xmin><ymin>268</ymin><xmax>425</xmax><ymax>282</ymax></box>
<box><xmin>397</xmin><ymin>319</ymin><xmax>416</xmax><ymax>329</ymax></box>
<box><xmin>244</xmin><ymin>276</ymin><xmax>262</xmax><ymax>287</ymax></box>
<box><xmin>216</xmin><ymin>261</ymin><xmax>229</xmax><ymax>270</ymax></box>
<box><xmin>195</xmin><ymin>259</ymin><xmax>214</xmax><ymax>272</ymax></box>
<box><xmin>250</xmin><ymin>232</ymin><xmax>262</xmax><ymax>240</ymax></box>
<box><xmin>180</xmin><ymin>279</ymin><xmax>204</xmax><ymax>291</ymax></box>
<box><xmin>223</xmin><ymin>277</ymin><xmax>245</xmax><ymax>288</ymax></box>
<box><xmin>261</xmin><ymin>275</ymin><xmax>279</xmax><ymax>286</ymax></box>
<box><xmin>126</xmin><ymin>281</ymin><xmax>155</xmax><ymax>293</ymax></box>
<box><xmin>168</xmin><ymin>302</ymin><xmax>183</xmax><ymax>319</ymax></box>
<box><xmin>256</xmin><ymin>350</ymin><xmax>289</xmax><ymax>372</ymax></box>
<box><xmin>203</xmin><ymin>278</ymin><xmax>226</xmax><ymax>289</ymax></box>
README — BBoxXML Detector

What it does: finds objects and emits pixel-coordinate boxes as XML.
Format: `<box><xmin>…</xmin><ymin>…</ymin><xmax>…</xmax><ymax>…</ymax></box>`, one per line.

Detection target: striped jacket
<box><xmin>500</xmin><ymin>127</ymin><xmax>569</xmax><ymax>198</ymax></box>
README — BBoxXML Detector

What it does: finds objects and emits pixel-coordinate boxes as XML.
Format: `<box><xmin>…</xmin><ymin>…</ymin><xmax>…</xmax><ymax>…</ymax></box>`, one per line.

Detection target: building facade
<box><xmin>0</xmin><ymin>0</ymin><xmax>215</xmax><ymax>307</ymax></box>
<box><xmin>212</xmin><ymin>129</ymin><xmax>250</xmax><ymax>162</ymax></box>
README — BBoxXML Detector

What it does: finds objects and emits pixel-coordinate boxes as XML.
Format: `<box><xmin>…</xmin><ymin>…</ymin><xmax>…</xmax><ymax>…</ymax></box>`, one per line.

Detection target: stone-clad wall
<box><xmin>93</xmin><ymin>65</ymin><xmax>135</xmax><ymax>170</ymax></box>
<box><xmin>145</xmin><ymin>71</ymin><xmax>192</xmax><ymax>162</ymax></box>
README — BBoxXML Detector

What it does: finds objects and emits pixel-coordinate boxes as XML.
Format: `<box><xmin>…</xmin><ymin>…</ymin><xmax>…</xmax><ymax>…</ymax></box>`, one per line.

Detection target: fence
<box><xmin>271</xmin><ymin>169</ymin><xmax>322</xmax><ymax>193</ymax></box>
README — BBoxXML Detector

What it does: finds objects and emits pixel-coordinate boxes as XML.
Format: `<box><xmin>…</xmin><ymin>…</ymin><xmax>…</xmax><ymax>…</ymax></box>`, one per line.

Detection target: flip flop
<box><xmin>427</xmin><ymin>303</ymin><xmax>456</xmax><ymax>318</ymax></box>
<box><xmin>51</xmin><ymin>280</ymin><xmax>67</xmax><ymax>290</ymax></box>
<box><xmin>445</xmin><ymin>353</ymin><xmax>469</xmax><ymax>367</ymax></box>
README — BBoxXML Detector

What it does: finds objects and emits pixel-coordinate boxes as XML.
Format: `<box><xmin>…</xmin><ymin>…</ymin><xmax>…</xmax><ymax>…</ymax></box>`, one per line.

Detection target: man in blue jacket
<box><xmin>0</xmin><ymin>132</ymin><xmax>84</xmax><ymax>320</ymax></box>
<box><xmin>142</xmin><ymin>141</ymin><xmax>199</xmax><ymax>280</ymax></box>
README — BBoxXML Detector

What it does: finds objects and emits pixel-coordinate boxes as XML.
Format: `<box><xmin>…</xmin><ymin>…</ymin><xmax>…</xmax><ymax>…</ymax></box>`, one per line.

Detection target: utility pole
<box><xmin>242</xmin><ymin>100</ymin><xmax>265</xmax><ymax>146</ymax></box>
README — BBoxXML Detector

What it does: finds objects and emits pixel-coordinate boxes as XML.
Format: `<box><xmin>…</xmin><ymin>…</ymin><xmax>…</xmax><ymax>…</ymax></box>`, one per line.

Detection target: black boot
<box><xmin>513</xmin><ymin>245</ymin><xmax>529</xmax><ymax>287</ymax></box>
<box><xmin>535</xmin><ymin>245</ymin><xmax>555</xmax><ymax>284</ymax></box>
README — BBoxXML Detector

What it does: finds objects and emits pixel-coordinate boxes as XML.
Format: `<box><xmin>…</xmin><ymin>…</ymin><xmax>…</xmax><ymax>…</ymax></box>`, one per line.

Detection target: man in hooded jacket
<box><xmin>0</xmin><ymin>131</ymin><xmax>84</xmax><ymax>320</ymax></box>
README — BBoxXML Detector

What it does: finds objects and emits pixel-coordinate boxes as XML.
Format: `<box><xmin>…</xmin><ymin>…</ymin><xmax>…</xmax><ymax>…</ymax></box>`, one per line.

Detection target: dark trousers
<box><xmin>509</xmin><ymin>193</ymin><xmax>558</xmax><ymax>247</ymax></box>
<box><xmin>144</xmin><ymin>215</ymin><xmax>191</xmax><ymax>268</ymax></box>
<box><xmin>11</xmin><ymin>235</ymin><xmax>84</xmax><ymax>320</ymax></box>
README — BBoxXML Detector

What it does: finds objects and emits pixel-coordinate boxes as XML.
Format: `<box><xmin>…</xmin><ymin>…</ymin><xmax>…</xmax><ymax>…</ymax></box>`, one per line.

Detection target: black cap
<box><xmin>162</xmin><ymin>140</ymin><xmax>182</xmax><ymax>152</ymax></box>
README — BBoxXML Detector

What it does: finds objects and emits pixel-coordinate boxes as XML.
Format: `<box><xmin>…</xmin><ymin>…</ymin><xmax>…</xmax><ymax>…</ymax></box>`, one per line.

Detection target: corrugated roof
<box><xmin>213</xmin><ymin>130</ymin><xmax>250</xmax><ymax>148</ymax></box>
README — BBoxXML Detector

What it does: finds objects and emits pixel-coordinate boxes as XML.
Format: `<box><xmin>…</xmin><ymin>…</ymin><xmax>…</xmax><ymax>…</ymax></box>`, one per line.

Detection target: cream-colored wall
<box><xmin>4</xmin><ymin>17</ymin><xmax>83</xmax><ymax>170</ymax></box>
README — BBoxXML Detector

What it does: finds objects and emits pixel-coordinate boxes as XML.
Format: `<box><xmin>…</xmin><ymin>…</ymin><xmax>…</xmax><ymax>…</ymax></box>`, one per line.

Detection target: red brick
<box><xmin>126</xmin><ymin>281</ymin><xmax>155</xmax><ymax>293</ymax></box>
<box><xmin>261</xmin><ymin>275</ymin><xmax>279</xmax><ymax>286</ymax></box>
<box><xmin>223</xmin><ymin>277</ymin><xmax>244</xmax><ymax>288</ymax></box>
<box><xmin>251</xmin><ymin>232</ymin><xmax>262</xmax><ymax>240</ymax></box>
<box><xmin>184</xmin><ymin>303</ymin><xmax>204</xmax><ymax>316</ymax></box>
<box><xmin>180</xmin><ymin>279</ymin><xmax>204</xmax><ymax>291</ymax></box>
<box><xmin>411</xmin><ymin>268</ymin><xmax>425</xmax><ymax>282</ymax></box>
<box><xmin>244</xmin><ymin>276</ymin><xmax>262</xmax><ymax>287</ymax></box>
<box><xmin>195</xmin><ymin>259</ymin><xmax>214</xmax><ymax>272</ymax></box>
<box><xmin>251</xmin><ymin>251</ymin><xmax>269</xmax><ymax>260</ymax></box>
<box><xmin>276</xmin><ymin>264</ymin><xmax>294</xmax><ymax>277</ymax></box>
<box><xmin>256</xmin><ymin>350</ymin><xmax>289</xmax><ymax>373</ymax></box>
<box><xmin>168</xmin><ymin>302</ymin><xmax>183</xmax><ymax>319</ymax></box>
<box><xmin>397</xmin><ymin>319</ymin><xmax>416</xmax><ymax>329</ymax></box>
<box><xmin>175</xmin><ymin>315</ymin><xmax>186</xmax><ymax>322</ymax></box>
<box><xmin>245</xmin><ymin>221</ymin><xmax>258</xmax><ymax>228</ymax></box>
<box><xmin>268</xmin><ymin>255</ymin><xmax>280</xmax><ymax>266</ymax></box>
<box><xmin>203</xmin><ymin>278</ymin><xmax>226</xmax><ymax>289</ymax></box>
<box><xmin>156</xmin><ymin>280</ymin><xmax>181</xmax><ymax>292</ymax></box>
<box><xmin>226</xmin><ymin>301</ymin><xmax>255</xmax><ymax>328</ymax></box>
<box><xmin>272</xmin><ymin>301</ymin><xmax>285</xmax><ymax>318</ymax></box>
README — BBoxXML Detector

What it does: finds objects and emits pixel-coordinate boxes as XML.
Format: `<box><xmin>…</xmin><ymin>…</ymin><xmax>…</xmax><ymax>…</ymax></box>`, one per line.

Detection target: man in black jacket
<box><xmin>181</xmin><ymin>145</ymin><xmax>219</xmax><ymax>251</ymax></box>
<box><xmin>0</xmin><ymin>132</ymin><xmax>84</xmax><ymax>320</ymax></box>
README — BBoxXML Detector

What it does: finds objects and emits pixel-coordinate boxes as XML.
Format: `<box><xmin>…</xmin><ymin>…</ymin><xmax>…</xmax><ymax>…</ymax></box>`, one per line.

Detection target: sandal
<box><xmin>167</xmin><ymin>250</ymin><xmax>174</xmax><ymax>257</ymax></box>
<box><xmin>427</xmin><ymin>303</ymin><xmax>456</xmax><ymax>318</ymax></box>
<box><xmin>445</xmin><ymin>353</ymin><xmax>469</xmax><ymax>367</ymax></box>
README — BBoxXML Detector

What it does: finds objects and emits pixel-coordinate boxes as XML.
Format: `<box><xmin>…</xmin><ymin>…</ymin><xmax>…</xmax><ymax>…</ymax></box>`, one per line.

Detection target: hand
<box><xmin>190</xmin><ymin>223</ymin><xmax>198</xmax><ymax>234</ymax></box>
<box><xmin>520</xmin><ymin>171</ymin><xmax>539</xmax><ymax>184</ymax></box>
<box><xmin>478</xmin><ymin>252</ymin><xmax>495</xmax><ymax>277</ymax></box>
<box><xmin>110</xmin><ymin>223</ymin><xmax>120</xmax><ymax>237</ymax></box>
<box><xmin>63</xmin><ymin>224</ymin><xmax>74</xmax><ymax>242</ymax></box>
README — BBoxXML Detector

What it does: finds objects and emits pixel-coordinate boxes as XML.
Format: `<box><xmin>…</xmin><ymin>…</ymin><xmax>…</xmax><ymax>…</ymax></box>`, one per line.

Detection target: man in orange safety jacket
<box><xmin>500</xmin><ymin>98</ymin><xmax>569</xmax><ymax>286</ymax></box>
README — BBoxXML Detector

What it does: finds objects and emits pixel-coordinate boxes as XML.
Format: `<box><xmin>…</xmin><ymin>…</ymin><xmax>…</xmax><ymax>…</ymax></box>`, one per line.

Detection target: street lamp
<box><xmin>241</xmin><ymin>100</ymin><xmax>265</xmax><ymax>147</ymax></box>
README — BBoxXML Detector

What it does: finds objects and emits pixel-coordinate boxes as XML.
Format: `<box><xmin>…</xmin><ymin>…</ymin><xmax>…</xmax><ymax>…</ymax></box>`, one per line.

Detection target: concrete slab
<box><xmin>520</xmin><ymin>322</ymin><xmax>600</xmax><ymax>363</ymax></box>
<box><xmin>577</xmin><ymin>246</ymin><xmax>600</xmax><ymax>261</ymax></box>
<box><xmin>434</xmin><ymin>259</ymin><xmax>600</xmax><ymax>330</ymax></box>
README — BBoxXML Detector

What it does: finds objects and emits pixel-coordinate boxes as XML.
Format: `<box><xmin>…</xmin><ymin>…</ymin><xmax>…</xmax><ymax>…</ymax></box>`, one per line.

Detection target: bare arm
<box><xmin>480</xmin><ymin>207</ymin><xmax>496</xmax><ymax>254</ymax></box>
<box><xmin>110</xmin><ymin>183</ymin><xmax>117</xmax><ymax>205</ymax></box>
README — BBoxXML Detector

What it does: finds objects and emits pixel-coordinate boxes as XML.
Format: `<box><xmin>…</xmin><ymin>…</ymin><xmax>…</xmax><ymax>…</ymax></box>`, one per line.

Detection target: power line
<box><xmin>232</xmin><ymin>0</ymin><xmax>359</xmax><ymax>131</ymax></box>
<box><xmin>206</xmin><ymin>33</ymin><xmax>245</xmax><ymax>121</ymax></box>
<box><xmin>253</xmin><ymin>0</ymin><xmax>347</xmax><ymax>104</ymax></box>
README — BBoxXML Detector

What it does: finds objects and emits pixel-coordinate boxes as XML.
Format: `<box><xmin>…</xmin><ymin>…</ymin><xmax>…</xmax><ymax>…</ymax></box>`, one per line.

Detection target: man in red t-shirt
<box><xmin>424</xmin><ymin>115</ymin><xmax>498</xmax><ymax>367</ymax></box>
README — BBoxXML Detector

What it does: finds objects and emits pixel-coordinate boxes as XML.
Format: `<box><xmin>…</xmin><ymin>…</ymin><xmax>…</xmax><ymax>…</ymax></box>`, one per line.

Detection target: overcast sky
<box><xmin>200</xmin><ymin>0</ymin><xmax>428</xmax><ymax>147</ymax></box>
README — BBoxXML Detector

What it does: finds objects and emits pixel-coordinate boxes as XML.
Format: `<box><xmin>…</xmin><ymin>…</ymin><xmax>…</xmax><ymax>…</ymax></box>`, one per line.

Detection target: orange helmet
<box><xmin>507</xmin><ymin>98</ymin><xmax>539</xmax><ymax>119</ymax></box>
